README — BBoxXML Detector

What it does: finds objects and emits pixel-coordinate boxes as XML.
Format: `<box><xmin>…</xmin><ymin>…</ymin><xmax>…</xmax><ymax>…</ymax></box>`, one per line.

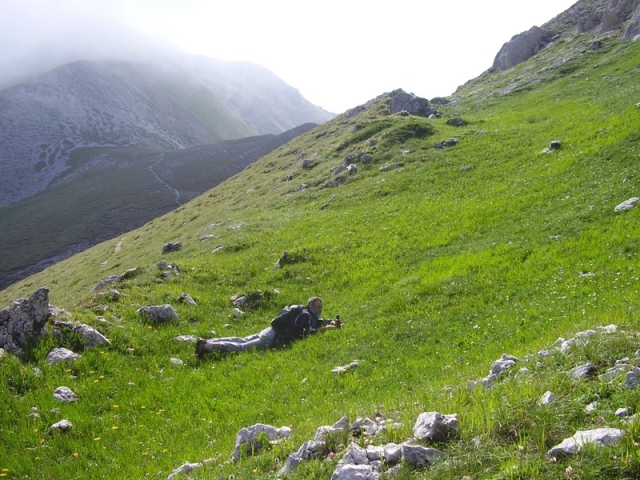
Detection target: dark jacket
<box><xmin>273</xmin><ymin>308</ymin><xmax>319</xmax><ymax>345</ymax></box>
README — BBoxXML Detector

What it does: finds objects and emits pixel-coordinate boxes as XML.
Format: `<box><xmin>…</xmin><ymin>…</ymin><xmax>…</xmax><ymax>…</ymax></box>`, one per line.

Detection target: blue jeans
<box><xmin>207</xmin><ymin>327</ymin><xmax>276</xmax><ymax>352</ymax></box>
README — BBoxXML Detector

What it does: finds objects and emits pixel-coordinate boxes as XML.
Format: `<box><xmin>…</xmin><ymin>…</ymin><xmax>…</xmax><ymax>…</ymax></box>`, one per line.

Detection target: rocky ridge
<box><xmin>493</xmin><ymin>0</ymin><xmax>640</xmax><ymax>71</ymax></box>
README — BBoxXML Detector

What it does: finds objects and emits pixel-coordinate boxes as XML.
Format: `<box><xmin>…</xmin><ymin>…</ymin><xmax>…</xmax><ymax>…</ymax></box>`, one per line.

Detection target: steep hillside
<box><xmin>0</xmin><ymin>54</ymin><xmax>334</xmax><ymax>206</ymax></box>
<box><xmin>1</xmin><ymin>3</ymin><xmax>640</xmax><ymax>480</ymax></box>
<box><xmin>0</xmin><ymin>123</ymin><xmax>317</xmax><ymax>290</ymax></box>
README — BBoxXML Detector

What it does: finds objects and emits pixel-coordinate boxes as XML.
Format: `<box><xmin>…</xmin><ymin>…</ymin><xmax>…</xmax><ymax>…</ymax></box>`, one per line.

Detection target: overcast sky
<box><xmin>0</xmin><ymin>0</ymin><xmax>578</xmax><ymax>113</ymax></box>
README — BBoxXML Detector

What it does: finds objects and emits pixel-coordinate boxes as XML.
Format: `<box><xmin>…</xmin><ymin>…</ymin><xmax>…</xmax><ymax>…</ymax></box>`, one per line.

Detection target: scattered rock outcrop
<box><xmin>53</xmin><ymin>321</ymin><xmax>110</xmax><ymax>349</ymax></box>
<box><xmin>92</xmin><ymin>268</ymin><xmax>139</xmax><ymax>292</ymax></box>
<box><xmin>389</xmin><ymin>90</ymin><xmax>439</xmax><ymax>117</ymax></box>
<box><xmin>231</xmin><ymin>423</ymin><xmax>292</xmax><ymax>460</ymax></box>
<box><xmin>137</xmin><ymin>305</ymin><xmax>179</xmax><ymax>323</ymax></box>
<box><xmin>548</xmin><ymin>428</ymin><xmax>625</xmax><ymax>457</ymax></box>
<box><xmin>48</xmin><ymin>419</ymin><xmax>73</xmax><ymax>433</ymax></box>
<box><xmin>413</xmin><ymin>412</ymin><xmax>459</xmax><ymax>442</ymax></box>
<box><xmin>0</xmin><ymin>288</ymin><xmax>51</xmax><ymax>356</ymax></box>
<box><xmin>162</xmin><ymin>242</ymin><xmax>182</xmax><ymax>254</ymax></box>
<box><xmin>276</xmin><ymin>412</ymin><xmax>448</xmax><ymax>478</ymax></box>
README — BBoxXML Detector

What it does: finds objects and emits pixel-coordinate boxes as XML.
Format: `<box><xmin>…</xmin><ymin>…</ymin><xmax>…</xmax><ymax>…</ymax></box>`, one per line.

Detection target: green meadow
<box><xmin>1</xmin><ymin>32</ymin><xmax>640</xmax><ymax>479</ymax></box>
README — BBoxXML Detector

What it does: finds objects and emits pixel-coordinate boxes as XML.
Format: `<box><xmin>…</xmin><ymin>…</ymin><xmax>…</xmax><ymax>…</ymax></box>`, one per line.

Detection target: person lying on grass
<box><xmin>195</xmin><ymin>296</ymin><xmax>341</xmax><ymax>357</ymax></box>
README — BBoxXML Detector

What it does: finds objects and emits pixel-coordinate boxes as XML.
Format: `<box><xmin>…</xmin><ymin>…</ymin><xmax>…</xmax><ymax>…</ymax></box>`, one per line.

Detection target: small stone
<box><xmin>53</xmin><ymin>386</ymin><xmax>78</xmax><ymax>403</ymax></box>
<box><xmin>540</xmin><ymin>391</ymin><xmax>555</xmax><ymax>405</ymax></box>
<box><xmin>568</xmin><ymin>362</ymin><xmax>597</xmax><ymax>378</ymax></box>
<box><xmin>46</xmin><ymin>348</ymin><xmax>80</xmax><ymax>366</ymax></box>
<box><xmin>49</xmin><ymin>419</ymin><xmax>73</xmax><ymax>432</ymax></box>
<box><xmin>162</xmin><ymin>242</ymin><xmax>182</xmax><ymax>254</ymax></box>
<box><xmin>585</xmin><ymin>401</ymin><xmax>598</xmax><ymax>414</ymax></box>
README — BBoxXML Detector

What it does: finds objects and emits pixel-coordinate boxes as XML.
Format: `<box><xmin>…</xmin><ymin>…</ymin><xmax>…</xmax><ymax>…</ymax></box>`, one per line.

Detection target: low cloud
<box><xmin>0</xmin><ymin>0</ymin><xmax>172</xmax><ymax>90</ymax></box>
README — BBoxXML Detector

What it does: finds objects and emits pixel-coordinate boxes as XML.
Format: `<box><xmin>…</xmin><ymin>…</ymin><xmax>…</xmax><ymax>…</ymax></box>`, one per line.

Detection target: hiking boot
<box><xmin>195</xmin><ymin>338</ymin><xmax>207</xmax><ymax>358</ymax></box>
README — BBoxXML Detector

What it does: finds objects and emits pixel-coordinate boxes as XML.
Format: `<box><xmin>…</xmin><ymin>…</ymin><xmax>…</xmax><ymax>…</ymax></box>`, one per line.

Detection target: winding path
<box><xmin>149</xmin><ymin>153</ymin><xmax>181</xmax><ymax>206</ymax></box>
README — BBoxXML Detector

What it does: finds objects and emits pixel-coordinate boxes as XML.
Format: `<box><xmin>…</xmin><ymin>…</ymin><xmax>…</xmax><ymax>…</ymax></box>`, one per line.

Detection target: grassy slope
<box><xmin>0</xmin><ymin>126</ymin><xmax>316</xmax><ymax>289</ymax></box>
<box><xmin>1</xmin><ymin>32</ymin><xmax>640</xmax><ymax>479</ymax></box>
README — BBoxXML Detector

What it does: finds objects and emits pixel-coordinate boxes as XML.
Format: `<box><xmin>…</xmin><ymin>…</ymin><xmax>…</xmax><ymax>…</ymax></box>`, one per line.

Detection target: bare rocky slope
<box><xmin>0</xmin><ymin>53</ymin><xmax>334</xmax><ymax>206</ymax></box>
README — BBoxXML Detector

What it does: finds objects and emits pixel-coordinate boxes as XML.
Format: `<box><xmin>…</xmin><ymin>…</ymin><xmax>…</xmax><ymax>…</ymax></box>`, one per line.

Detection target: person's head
<box><xmin>307</xmin><ymin>297</ymin><xmax>323</xmax><ymax>316</ymax></box>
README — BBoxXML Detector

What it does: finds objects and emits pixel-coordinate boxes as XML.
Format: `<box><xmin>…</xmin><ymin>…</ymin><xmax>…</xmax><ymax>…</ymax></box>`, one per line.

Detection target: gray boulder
<box><xmin>435</xmin><ymin>138</ymin><xmax>459</xmax><ymax>149</ymax></box>
<box><xmin>0</xmin><ymin>288</ymin><xmax>50</xmax><ymax>356</ymax></box>
<box><xmin>46</xmin><ymin>347</ymin><xmax>81</xmax><ymax>365</ymax></box>
<box><xmin>53</xmin><ymin>321</ymin><xmax>110</xmax><ymax>349</ymax></box>
<box><xmin>137</xmin><ymin>304</ymin><xmax>179</xmax><ymax>323</ymax></box>
<box><xmin>330</xmin><ymin>464</ymin><xmax>377</xmax><ymax>480</ymax></box>
<box><xmin>493</xmin><ymin>26</ymin><xmax>551</xmax><ymax>71</ymax></box>
<box><xmin>401</xmin><ymin>444</ymin><xmax>444</xmax><ymax>467</ymax></box>
<box><xmin>92</xmin><ymin>268</ymin><xmax>138</xmax><ymax>291</ymax></box>
<box><xmin>568</xmin><ymin>362</ymin><xmax>597</xmax><ymax>379</ymax></box>
<box><xmin>162</xmin><ymin>241</ymin><xmax>182</xmax><ymax>254</ymax></box>
<box><xmin>548</xmin><ymin>428</ymin><xmax>625</xmax><ymax>457</ymax></box>
<box><xmin>412</xmin><ymin>412</ymin><xmax>458</xmax><ymax>442</ymax></box>
<box><xmin>383</xmin><ymin>443</ymin><xmax>402</xmax><ymax>464</ymax></box>
<box><xmin>389</xmin><ymin>90</ymin><xmax>438</xmax><ymax>117</ymax></box>
<box><xmin>614</xmin><ymin>197</ymin><xmax>639</xmax><ymax>212</ymax></box>
<box><xmin>338</xmin><ymin>443</ymin><xmax>369</xmax><ymax>466</ymax></box>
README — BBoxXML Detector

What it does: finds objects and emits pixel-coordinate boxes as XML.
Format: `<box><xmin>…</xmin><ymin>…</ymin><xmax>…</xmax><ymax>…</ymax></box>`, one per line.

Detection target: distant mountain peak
<box><xmin>0</xmin><ymin>52</ymin><xmax>334</xmax><ymax>206</ymax></box>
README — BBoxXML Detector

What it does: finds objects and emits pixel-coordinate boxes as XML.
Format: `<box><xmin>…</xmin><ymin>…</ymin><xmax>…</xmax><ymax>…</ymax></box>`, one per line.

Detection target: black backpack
<box><xmin>270</xmin><ymin>305</ymin><xmax>304</xmax><ymax>329</ymax></box>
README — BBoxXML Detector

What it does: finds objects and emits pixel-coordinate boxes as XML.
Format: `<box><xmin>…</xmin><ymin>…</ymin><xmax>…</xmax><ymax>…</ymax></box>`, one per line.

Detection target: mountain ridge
<box><xmin>0</xmin><ymin>53</ymin><xmax>334</xmax><ymax>206</ymax></box>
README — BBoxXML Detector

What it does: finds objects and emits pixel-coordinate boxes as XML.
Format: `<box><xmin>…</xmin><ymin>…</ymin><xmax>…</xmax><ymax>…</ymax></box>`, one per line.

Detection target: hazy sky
<box><xmin>1</xmin><ymin>0</ymin><xmax>578</xmax><ymax>113</ymax></box>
